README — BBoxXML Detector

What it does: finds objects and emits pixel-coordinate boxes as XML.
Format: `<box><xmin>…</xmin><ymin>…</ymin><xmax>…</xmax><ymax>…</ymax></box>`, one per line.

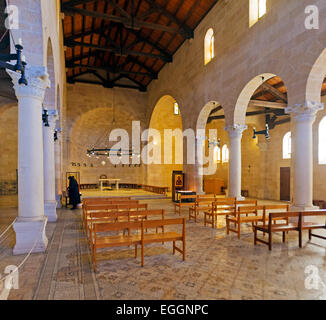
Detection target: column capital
<box><xmin>224</xmin><ymin>124</ymin><xmax>248</xmax><ymax>138</ymax></box>
<box><xmin>7</xmin><ymin>65</ymin><xmax>50</xmax><ymax>101</ymax></box>
<box><xmin>285</xmin><ymin>101</ymin><xmax>324</xmax><ymax>122</ymax></box>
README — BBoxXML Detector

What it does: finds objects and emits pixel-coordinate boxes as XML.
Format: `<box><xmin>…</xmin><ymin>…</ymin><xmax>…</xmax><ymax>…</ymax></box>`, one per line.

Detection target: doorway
<box><xmin>280</xmin><ymin>167</ymin><xmax>291</xmax><ymax>201</ymax></box>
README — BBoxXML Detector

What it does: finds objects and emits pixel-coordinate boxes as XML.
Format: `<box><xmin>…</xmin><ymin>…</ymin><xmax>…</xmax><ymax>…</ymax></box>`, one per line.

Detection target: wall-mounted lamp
<box><xmin>0</xmin><ymin>38</ymin><xmax>27</xmax><ymax>85</ymax></box>
<box><xmin>253</xmin><ymin>124</ymin><xmax>270</xmax><ymax>140</ymax></box>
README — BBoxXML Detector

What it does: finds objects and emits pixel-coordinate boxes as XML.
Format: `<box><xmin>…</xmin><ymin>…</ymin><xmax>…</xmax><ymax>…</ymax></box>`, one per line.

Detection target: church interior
<box><xmin>1</xmin><ymin>0</ymin><xmax>326</xmax><ymax>301</ymax></box>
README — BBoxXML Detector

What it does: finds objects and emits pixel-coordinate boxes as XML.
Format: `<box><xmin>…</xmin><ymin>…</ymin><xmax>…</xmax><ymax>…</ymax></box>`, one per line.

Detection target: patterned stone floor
<box><xmin>1</xmin><ymin>199</ymin><xmax>326</xmax><ymax>300</ymax></box>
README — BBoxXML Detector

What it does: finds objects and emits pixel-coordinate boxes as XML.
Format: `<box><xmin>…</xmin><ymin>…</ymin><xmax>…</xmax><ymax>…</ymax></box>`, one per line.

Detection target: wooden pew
<box><xmin>83</xmin><ymin>197</ymin><xmax>132</xmax><ymax>205</ymax></box>
<box><xmin>174</xmin><ymin>194</ymin><xmax>197</xmax><ymax>215</ymax></box>
<box><xmin>91</xmin><ymin>218</ymin><xmax>186</xmax><ymax>271</ymax></box>
<box><xmin>299</xmin><ymin>211</ymin><xmax>326</xmax><ymax>248</ymax></box>
<box><xmin>189</xmin><ymin>196</ymin><xmax>216</xmax><ymax>222</ymax></box>
<box><xmin>84</xmin><ymin>203</ymin><xmax>147</xmax><ymax>231</ymax></box>
<box><xmin>226</xmin><ymin>204</ymin><xmax>263</xmax><ymax>238</ymax></box>
<box><xmin>87</xmin><ymin>209</ymin><xmax>165</xmax><ymax>239</ymax></box>
<box><xmin>204</xmin><ymin>199</ymin><xmax>236</xmax><ymax>228</ymax></box>
<box><xmin>141</xmin><ymin>218</ymin><xmax>186</xmax><ymax>267</ymax></box>
<box><xmin>92</xmin><ymin>220</ymin><xmax>142</xmax><ymax>272</ymax></box>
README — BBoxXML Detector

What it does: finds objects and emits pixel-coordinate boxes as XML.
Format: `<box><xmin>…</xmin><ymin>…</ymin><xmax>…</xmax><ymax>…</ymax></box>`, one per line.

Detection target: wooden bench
<box><xmin>254</xmin><ymin>210</ymin><xmax>326</xmax><ymax>250</ymax></box>
<box><xmin>299</xmin><ymin>211</ymin><xmax>326</xmax><ymax>248</ymax></box>
<box><xmin>83</xmin><ymin>202</ymin><xmax>145</xmax><ymax>231</ymax></box>
<box><xmin>189</xmin><ymin>196</ymin><xmax>216</xmax><ymax>222</ymax></box>
<box><xmin>87</xmin><ymin>209</ymin><xmax>165</xmax><ymax>241</ymax></box>
<box><xmin>91</xmin><ymin>218</ymin><xmax>185</xmax><ymax>272</ymax></box>
<box><xmin>204</xmin><ymin>199</ymin><xmax>236</xmax><ymax>228</ymax></box>
<box><xmin>83</xmin><ymin>197</ymin><xmax>132</xmax><ymax>205</ymax></box>
<box><xmin>141</xmin><ymin>185</ymin><xmax>169</xmax><ymax>195</ymax></box>
<box><xmin>174</xmin><ymin>194</ymin><xmax>197</xmax><ymax>215</ymax></box>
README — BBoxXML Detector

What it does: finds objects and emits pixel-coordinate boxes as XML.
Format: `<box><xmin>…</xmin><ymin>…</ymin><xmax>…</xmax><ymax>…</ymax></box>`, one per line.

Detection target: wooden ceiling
<box><xmin>61</xmin><ymin>0</ymin><xmax>218</xmax><ymax>91</ymax></box>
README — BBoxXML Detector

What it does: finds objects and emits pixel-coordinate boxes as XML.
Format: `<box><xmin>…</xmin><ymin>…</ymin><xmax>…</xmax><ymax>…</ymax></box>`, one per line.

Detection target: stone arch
<box><xmin>306</xmin><ymin>48</ymin><xmax>326</xmax><ymax>103</ymax></box>
<box><xmin>147</xmin><ymin>95</ymin><xmax>183</xmax><ymax>190</ymax></box>
<box><xmin>43</xmin><ymin>38</ymin><xmax>56</xmax><ymax>110</ymax></box>
<box><xmin>195</xmin><ymin>101</ymin><xmax>225</xmax><ymax>193</ymax></box>
<box><xmin>234</xmin><ymin>73</ymin><xmax>276</xmax><ymax>125</ymax></box>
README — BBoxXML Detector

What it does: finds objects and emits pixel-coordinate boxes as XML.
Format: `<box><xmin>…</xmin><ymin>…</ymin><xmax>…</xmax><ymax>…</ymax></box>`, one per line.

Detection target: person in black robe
<box><xmin>68</xmin><ymin>176</ymin><xmax>81</xmax><ymax>210</ymax></box>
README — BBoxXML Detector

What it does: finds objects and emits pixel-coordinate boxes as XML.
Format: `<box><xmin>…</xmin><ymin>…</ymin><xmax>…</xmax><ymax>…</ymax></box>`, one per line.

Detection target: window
<box><xmin>174</xmin><ymin>102</ymin><xmax>180</xmax><ymax>115</ymax></box>
<box><xmin>283</xmin><ymin>132</ymin><xmax>291</xmax><ymax>159</ymax></box>
<box><xmin>222</xmin><ymin>144</ymin><xmax>229</xmax><ymax>163</ymax></box>
<box><xmin>214</xmin><ymin>146</ymin><xmax>221</xmax><ymax>163</ymax></box>
<box><xmin>204</xmin><ymin>28</ymin><xmax>215</xmax><ymax>65</ymax></box>
<box><xmin>319</xmin><ymin>117</ymin><xmax>326</xmax><ymax>164</ymax></box>
<box><xmin>249</xmin><ymin>0</ymin><xmax>267</xmax><ymax>27</ymax></box>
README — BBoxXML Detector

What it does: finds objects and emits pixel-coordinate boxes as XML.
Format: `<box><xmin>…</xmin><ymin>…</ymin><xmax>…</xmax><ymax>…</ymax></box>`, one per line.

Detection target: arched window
<box><xmin>214</xmin><ymin>146</ymin><xmax>221</xmax><ymax>163</ymax></box>
<box><xmin>283</xmin><ymin>132</ymin><xmax>291</xmax><ymax>159</ymax></box>
<box><xmin>204</xmin><ymin>28</ymin><xmax>215</xmax><ymax>65</ymax></box>
<box><xmin>249</xmin><ymin>0</ymin><xmax>267</xmax><ymax>27</ymax></box>
<box><xmin>319</xmin><ymin>116</ymin><xmax>326</xmax><ymax>164</ymax></box>
<box><xmin>222</xmin><ymin>144</ymin><xmax>229</xmax><ymax>163</ymax></box>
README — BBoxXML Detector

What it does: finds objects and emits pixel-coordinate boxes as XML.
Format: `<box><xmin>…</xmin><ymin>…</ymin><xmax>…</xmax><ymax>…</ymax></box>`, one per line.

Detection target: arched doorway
<box><xmin>147</xmin><ymin>95</ymin><xmax>183</xmax><ymax>191</ymax></box>
<box><xmin>196</xmin><ymin>101</ymin><xmax>227</xmax><ymax>195</ymax></box>
<box><xmin>234</xmin><ymin>74</ymin><xmax>290</xmax><ymax>200</ymax></box>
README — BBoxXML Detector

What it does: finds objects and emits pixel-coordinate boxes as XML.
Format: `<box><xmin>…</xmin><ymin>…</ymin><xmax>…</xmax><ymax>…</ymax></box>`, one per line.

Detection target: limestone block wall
<box><xmin>65</xmin><ymin>83</ymin><xmax>148</xmax><ymax>187</ymax></box>
<box><xmin>145</xmin><ymin>0</ymin><xmax>326</xmax><ymax>189</ymax></box>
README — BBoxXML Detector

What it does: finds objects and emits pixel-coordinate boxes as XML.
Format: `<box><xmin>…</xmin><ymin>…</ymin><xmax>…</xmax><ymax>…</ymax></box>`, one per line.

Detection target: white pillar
<box><xmin>43</xmin><ymin>110</ymin><xmax>58</xmax><ymax>221</ymax></box>
<box><xmin>225</xmin><ymin>124</ymin><xmax>247</xmax><ymax>200</ymax></box>
<box><xmin>55</xmin><ymin>136</ymin><xmax>63</xmax><ymax>209</ymax></box>
<box><xmin>285</xmin><ymin>101</ymin><xmax>323</xmax><ymax>211</ymax></box>
<box><xmin>7</xmin><ymin>66</ymin><xmax>50</xmax><ymax>255</ymax></box>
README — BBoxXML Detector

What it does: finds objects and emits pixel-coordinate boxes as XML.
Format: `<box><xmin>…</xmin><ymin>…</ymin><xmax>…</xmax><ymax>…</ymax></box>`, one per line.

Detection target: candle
<box><xmin>22</xmin><ymin>55</ymin><xmax>26</xmax><ymax>63</ymax></box>
<box><xmin>17</xmin><ymin>38</ymin><xmax>23</xmax><ymax>46</ymax></box>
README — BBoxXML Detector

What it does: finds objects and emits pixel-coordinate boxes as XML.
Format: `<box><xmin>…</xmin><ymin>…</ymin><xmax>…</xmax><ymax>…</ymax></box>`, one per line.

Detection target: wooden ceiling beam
<box><xmin>261</xmin><ymin>82</ymin><xmax>288</xmax><ymax>103</ymax></box>
<box><xmin>142</xmin><ymin>0</ymin><xmax>193</xmax><ymax>38</ymax></box>
<box><xmin>64</xmin><ymin>39</ymin><xmax>172</xmax><ymax>61</ymax></box>
<box><xmin>62</xmin><ymin>6</ymin><xmax>189</xmax><ymax>37</ymax></box>
<box><xmin>67</xmin><ymin>63</ymin><xmax>158</xmax><ymax>79</ymax></box>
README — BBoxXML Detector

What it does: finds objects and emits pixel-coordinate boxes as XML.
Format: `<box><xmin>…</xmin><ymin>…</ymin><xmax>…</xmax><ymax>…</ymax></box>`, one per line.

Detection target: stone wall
<box><xmin>64</xmin><ymin>83</ymin><xmax>148</xmax><ymax>187</ymax></box>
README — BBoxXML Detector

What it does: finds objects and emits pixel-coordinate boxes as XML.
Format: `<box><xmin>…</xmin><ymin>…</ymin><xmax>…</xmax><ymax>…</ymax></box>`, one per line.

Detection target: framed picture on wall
<box><xmin>174</xmin><ymin>174</ymin><xmax>184</xmax><ymax>188</ymax></box>
<box><xmin>66</xmin><ymin>172</ymin><xmax>80</xmax><ymax>191</ymax></box>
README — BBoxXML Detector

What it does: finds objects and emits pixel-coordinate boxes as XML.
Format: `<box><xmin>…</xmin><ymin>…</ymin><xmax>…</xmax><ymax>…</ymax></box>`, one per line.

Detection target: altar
<box><xmin>99</xmin><ymin>178</ymin><xmax>121</xmax><ymax>191</ymax></box>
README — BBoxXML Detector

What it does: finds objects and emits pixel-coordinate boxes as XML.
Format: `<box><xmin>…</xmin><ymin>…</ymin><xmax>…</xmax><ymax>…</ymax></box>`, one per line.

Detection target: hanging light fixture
<box><xmin>86</xmin><ymin>89</ymin><xmax>140</xmax><ymax>160</ymax></box>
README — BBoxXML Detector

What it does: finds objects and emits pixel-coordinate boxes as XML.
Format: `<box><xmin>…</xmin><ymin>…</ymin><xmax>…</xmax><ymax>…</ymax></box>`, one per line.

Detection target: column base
<box><xmin>13</xmin><ymin>217</ymin><xmax>48</xmax><ymax>255</ymax></box>
<box><xmin>44</xmin><ymin>200</ymin><xmax>57</xmax><ymax>222</ymax></box>
<box><xmin>290</xmin><ymin>205</ymin><xmax>320</xmax><ymax>212</ymax></box>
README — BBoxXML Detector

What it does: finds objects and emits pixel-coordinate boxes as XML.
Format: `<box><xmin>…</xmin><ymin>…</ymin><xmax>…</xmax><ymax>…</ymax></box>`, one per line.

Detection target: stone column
<box><xmin>285</xmin><ymin>102</ymin><xmax>323</xmax><ymax>210</ymax></box>
<box><xmin>43</xmin><ymin>110</ymin><xmax>58</xmax><ymax>221</ymax></box>
<box><xmin>7</xmin><ymin>66</ymin><xmax>50</xmax><ymax>255</ymax></box>
<box><xmin>225</xmin><ymin>124</ymin><xmax>248</xmax><ymax>200</ymax></box>
<box><xmin>55</xmin><ymin>134</ymin><xmax>63</xmax><ymax>209</ymax></box>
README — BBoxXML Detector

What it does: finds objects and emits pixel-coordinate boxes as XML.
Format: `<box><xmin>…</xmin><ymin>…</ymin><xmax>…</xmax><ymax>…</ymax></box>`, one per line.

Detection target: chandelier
<box><xmin>86</xmin><ymin>90</ymin><xmax>140</xmax><ymax>160</ymax></box>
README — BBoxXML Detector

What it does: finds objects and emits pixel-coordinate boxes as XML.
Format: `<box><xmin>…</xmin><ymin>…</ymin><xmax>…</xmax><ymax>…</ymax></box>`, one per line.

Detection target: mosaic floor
<box><xmin>1</xmin><ymin>199</ymin><xmax>326</xmax><ymax>300</ymax></box>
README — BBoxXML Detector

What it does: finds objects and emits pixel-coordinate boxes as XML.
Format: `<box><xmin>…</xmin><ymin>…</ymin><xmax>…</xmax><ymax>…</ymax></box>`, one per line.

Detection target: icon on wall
<box><xmin>175</xmin><ymin>174</ymin><xmax>184</xmax><ymax>188</ymax></box>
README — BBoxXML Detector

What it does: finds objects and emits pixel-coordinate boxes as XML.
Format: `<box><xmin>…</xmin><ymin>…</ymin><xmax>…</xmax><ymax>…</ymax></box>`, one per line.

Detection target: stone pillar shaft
<box><xmin>8</xmin><ymin>66</ymin><xmax>50</xmax><ymax>254</ymax></box>
<box><xmin>286</xmin><ymin>102</ymin><xmax>323</xmax><ymax>210</ymax></box>
<box><xmin>225</xmin><ymin>124</ymin><xmax>247</xmax><ymax>200</ymax></box>
<box><xmin>43</xmin><ymin>110</ymin><xmax>58</xmax><ymax>221</ymax></box>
